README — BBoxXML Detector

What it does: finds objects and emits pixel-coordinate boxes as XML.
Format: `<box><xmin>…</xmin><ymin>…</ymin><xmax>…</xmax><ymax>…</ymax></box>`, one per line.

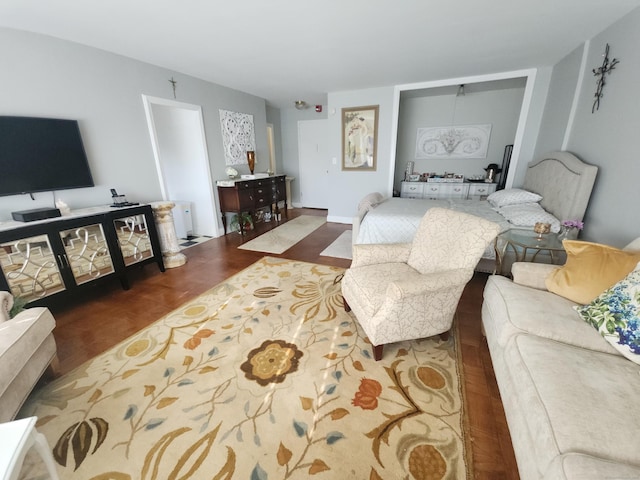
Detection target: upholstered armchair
<box><xmin>0</xmin><ymin>292</ymin><xmax>58</xmax><ymax>422</ymax></box>
<box><xmin>342</xmin><ymin>207</ymin><xmax>500</xmax><ymax>360</ymax></box>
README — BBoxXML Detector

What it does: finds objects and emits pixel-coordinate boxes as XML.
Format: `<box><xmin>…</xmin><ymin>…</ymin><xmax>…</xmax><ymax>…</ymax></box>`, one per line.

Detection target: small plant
<box><xmin>9</xmin><ymin>295</ymin><xmax>28</xmax><ymax>319</ymax></box>
<box><xmin>230</xmin><ymin>212</ymin><xmax>254</xmax><ymax>233</ymax></box>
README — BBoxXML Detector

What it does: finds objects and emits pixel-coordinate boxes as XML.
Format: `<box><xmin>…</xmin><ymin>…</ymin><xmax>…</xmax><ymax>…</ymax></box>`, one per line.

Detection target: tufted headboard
<box><xmin>522</xmin><ymin>151</ymin><xmax>598</xmax><ymax>223</ymax></box>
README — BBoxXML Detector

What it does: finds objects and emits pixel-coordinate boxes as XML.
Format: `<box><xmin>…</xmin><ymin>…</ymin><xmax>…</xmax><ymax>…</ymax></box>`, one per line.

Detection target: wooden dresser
<box><xmin>217</xmin><ymin>174</ymin><xmax>287</xmax><ymax>234</ymax></box>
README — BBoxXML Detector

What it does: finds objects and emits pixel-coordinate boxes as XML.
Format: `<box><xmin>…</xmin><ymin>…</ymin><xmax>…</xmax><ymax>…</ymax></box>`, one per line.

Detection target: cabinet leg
<box><xmin>221</xmin><ymin>213</ymin><xmax>227</xmax><ymax>235</ymax></box>
<box><xmin>120</xmin><ymin>276</ymin><xmax>130</xmax><ymax>290</ymax></box>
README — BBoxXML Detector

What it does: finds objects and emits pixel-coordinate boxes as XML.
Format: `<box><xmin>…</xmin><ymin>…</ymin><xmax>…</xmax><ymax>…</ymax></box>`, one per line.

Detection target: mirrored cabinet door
<box><xmin>114</xmin><ymin>214</ymin><xmax>154</xmax><ymax>266</ymax></box>
<box><xmin>59</xmin><ymin>224</ymin><xmax>115</xmax><ymax>286</ymax></box>
<box><xmin>0</xmin><ymin>234</ymin><xmax>66</xmax><ymax>301</ymax></box>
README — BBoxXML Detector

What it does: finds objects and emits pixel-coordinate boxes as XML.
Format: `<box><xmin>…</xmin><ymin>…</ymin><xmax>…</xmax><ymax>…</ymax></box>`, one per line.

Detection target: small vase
<box><xmin>558</xmin><ymin>226</ymin><xmax>575</xmax><ymax>241</ymax></box>
<box><xmin>247</xmin><ymin>151</ymin><xmax>255</xmax><ymax>174</ymax></box>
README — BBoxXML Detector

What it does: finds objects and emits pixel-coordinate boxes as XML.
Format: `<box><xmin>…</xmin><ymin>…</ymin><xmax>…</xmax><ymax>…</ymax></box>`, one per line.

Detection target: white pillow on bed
<box><xmin>358</xmin><ymin>192</ymin><xmax>384</xmax><ymax>216</ymax></box>
<box><xmin>498</xmin><ymin>203</ymin><xmax>561</xmax><ymax>232</ymax></box>
<box><xmin>487</xmin><ymin>188</ymin><xmax>542</xmax><ymax>208</ymax></box>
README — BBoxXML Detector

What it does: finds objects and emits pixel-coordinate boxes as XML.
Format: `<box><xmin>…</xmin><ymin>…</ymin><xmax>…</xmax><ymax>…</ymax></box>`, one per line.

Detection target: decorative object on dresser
<box><xmin>246</xmin><ymin>150</ymin><xmax>255</xmax><ymax>174</ymax></box>
<box><xmin>217</xmin><ymin>174</ymin><xmax>287</xmax><ymax>235</ymax></box>
<box><xmin>342</xmin><ymin>105</ymin><xmax>378</xmax><ymax>171</ymax></box>
<box><xmin>0</xmin><ymin>204</ymin><xmax>164</xmax><ymax>306</ymax></box>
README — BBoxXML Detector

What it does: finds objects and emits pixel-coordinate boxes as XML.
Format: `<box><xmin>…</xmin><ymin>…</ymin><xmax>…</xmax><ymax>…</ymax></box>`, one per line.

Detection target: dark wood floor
<box><xmin>46</xmin><ymin>207</ymin><xmax>519</xmax><ymax>479</ymax></box>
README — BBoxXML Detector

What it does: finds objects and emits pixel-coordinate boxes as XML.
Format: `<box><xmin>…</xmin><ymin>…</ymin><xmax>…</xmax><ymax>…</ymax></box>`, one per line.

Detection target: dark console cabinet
<box><xmin>217</xmin><ymin>175</ymin><xmax>287</xmax><ymax>235</ymax></box>
<box><xmin>0</xmin><ymin>204</ymin><xmax>164</xmax><ymax>307</ymax></box>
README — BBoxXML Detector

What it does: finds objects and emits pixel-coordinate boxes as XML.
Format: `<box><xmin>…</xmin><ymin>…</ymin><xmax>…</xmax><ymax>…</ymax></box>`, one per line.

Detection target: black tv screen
<box><xmin>0</xmin><ymin>116</ymin><xmax>94</xmax><ymax>197</ymax></box>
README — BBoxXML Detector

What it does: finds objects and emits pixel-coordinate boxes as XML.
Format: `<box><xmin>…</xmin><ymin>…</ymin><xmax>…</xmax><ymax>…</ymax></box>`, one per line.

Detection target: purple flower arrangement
<box><xmin>561</xmin><ymin>219</ymin><xmax>584</xmax><ymax>230</ymax></box>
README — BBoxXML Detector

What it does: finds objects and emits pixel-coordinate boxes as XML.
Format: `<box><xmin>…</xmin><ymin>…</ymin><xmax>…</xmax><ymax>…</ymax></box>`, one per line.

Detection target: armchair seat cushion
<box><xmin>483</xmin><ymin>275</ymin><xmax>618</xmax><ymax>355</ymax></box>
<box><xmin>343</xmin><ymin>263</ymin><xmax>418</xmax><ymax>318</ymax></box>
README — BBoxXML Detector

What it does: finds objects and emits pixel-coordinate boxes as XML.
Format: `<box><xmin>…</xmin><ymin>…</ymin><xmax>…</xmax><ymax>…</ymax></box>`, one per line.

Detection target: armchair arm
<box><xmin>510</xmin><ymin>262</ymin><xmax>559</xmax><ymax>290</ymax></box>
<box><xmin>351</xmin><ymin>243</ymin><xmax>412</xmax><ymax>268</ymax></box>
<box><xmin>386</xmin><ymin>268</ymin><xmax>471</xmax><ymax>300</ymax></box>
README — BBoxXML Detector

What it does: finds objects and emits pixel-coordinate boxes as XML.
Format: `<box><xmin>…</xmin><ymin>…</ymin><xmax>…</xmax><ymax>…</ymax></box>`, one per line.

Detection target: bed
<box><xmin>353</xmin><ymin>151</ymin><xmax>598</xmax><ymax>272</ymax></box>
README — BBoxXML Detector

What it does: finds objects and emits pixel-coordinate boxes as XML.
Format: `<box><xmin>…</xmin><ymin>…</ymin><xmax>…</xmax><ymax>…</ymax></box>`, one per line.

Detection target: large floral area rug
<box><xmin>21</xmin><ymin>257</ymin><xmax>470</xmax><ymax>480</ymax></box>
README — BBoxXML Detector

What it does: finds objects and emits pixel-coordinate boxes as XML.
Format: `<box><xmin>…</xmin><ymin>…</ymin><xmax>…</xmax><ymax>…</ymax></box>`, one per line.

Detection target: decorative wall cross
<box><xmin>592</xmin><ymin>43</ymin><xmax>619</xmax><ymax>113</ymax></box>
<box><xmin>169</xmin><ymin>77</ymin><xmax>177</xmax><ymax>99</ymax></box>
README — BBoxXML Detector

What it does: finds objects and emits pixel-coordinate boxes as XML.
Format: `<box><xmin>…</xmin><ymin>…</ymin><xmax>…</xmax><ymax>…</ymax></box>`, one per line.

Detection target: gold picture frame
<box><xmin>342</xmin><ymin>105</ymin><xmax>379</xmax><ymax>171</ymax></box>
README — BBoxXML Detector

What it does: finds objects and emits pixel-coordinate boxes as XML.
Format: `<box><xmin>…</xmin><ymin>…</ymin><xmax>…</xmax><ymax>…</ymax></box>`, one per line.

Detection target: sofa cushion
<box><xmin>575</xmin><ymin>264</ymin><xmax>640</xmax><ymax>365</ymax></box>
<box><xmin>544</xmin><ymin>452</ymin><xmax>640</xmax><ymax>480</ymax></box>
<box><xmin>504</xmin><ymin>334</ymin><xmax>640</xmax><ymax>474</ymax></box>
<box><xmin>0</xmin><ymin>307</ymin><xmax>56</xmax><ymax>397</ymax></box>
<box><xmin>483</xmin><ymin>275</ymin><xmax>618</xmax><ymax>354</ymax></box>
<box><xmin>545</xmin><ymin>240</ymin><xmax>640</xmax><ymax>304</ymax></box>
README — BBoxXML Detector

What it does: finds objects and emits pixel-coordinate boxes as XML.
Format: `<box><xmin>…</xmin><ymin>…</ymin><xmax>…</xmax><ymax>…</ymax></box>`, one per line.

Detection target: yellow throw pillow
<box><xmin>546</xmin><ymin>240</ymin><xmax>640</xmax><ymax>304</ymax></box>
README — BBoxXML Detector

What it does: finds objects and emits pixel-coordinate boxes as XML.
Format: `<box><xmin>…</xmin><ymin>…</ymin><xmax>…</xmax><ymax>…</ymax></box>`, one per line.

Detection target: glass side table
<box><xmin>495</xmin><ymin>228</ymin><xmax>565</xmax><ymax>275</ymax></box>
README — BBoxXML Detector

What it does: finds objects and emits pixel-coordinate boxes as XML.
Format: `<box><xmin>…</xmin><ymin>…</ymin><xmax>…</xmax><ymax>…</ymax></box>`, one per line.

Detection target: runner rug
<box><xmin>238</xmin><ymin>215</ymin><xmax>326</xmax><ymax>254</ymax></box>
<box><xmin>21</xmin><ymin>257</ymin><xmax>471</xmax><ymax>479</ymax></box>
<box><xmin>319</xmin><ymin>230</ymin><xmax>352</xmax><ymax>259</ymax></box>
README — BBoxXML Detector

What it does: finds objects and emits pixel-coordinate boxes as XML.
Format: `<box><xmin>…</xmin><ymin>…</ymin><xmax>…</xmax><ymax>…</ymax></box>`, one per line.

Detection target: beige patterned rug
<box><xmin>20</xmin><ymin>257</ymin><xmax>471</xmax><ymax>479</ymax></box>
<box><xmin>237</xmin><ymin>215</ymin><xmax>326</xmax><ymax>254</ymax></box>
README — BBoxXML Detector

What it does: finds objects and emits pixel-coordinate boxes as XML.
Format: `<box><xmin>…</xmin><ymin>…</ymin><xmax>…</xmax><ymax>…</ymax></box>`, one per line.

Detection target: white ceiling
<box><xmin>1</xmin><ymin>0</ymin><xmax>639</xmax><ymax>109</ymax></box>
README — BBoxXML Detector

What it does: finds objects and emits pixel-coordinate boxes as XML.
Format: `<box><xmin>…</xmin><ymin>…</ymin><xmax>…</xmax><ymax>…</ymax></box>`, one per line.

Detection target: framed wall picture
<box><xmin>342</xmin><ymin>105</ymin><xmax>379</xmax><ymax>171</ymax></box>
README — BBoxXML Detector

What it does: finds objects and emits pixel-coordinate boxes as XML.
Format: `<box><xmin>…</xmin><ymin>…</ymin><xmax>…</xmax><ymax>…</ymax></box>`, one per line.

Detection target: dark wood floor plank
<box><xmin>44</xmin><ymin>207</ymin><xmax>519</xmax><ymax>479</ymax></box>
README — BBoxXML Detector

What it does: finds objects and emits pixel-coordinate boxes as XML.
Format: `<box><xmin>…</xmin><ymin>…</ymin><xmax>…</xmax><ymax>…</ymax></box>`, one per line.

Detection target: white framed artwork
<box><xmin>219</xmin><ymin>109</ymin><xmax>256</xmax><ymax>166</ymax></box>
<box><xmin>415</xmin><ymin>124</ymin><xmax>492</xmax><ymax>159</ymax></box>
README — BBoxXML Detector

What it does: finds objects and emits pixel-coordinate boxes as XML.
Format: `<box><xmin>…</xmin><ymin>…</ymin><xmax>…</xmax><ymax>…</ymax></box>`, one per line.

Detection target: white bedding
<box><xmin>356</xmin><ymin>197</ymin><xmax>512</xmax><ymax>245</ymax></box>
<box><xmin>355</xmin><ymin>197</ymin><xmax>515</xmax><ymax>262</ymax></box>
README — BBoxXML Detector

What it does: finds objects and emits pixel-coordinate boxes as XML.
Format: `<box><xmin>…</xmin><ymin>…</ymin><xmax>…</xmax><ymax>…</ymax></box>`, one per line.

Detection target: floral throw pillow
<box><xmin>574</xmin><ymin>263</ymin><xmax>640</xmax><ymax>365</ymax></box>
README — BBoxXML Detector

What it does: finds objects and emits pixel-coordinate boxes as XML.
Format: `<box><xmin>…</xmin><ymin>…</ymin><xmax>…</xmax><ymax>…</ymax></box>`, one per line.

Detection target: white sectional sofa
<box><xmin>0</xmin><ymin>293</ymin><xmax>58</xmax><ymax>423</ymax></box>
<box><xmin>482</xmin><ymin>240</ymin><xmax>640</xmax><ymax>479</ymax></box>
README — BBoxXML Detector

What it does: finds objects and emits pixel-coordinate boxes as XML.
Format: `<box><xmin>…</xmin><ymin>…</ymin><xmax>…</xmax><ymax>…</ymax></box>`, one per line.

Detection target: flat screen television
<box><xmin>0</xmin><ymin>116</ymin><xmax>94</xmax><ymax>197</ymax></box>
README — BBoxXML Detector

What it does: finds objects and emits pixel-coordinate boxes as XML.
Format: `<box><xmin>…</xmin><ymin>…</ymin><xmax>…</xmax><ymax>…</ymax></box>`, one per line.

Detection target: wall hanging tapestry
<box><xmin>219</xmin><ymin>109</ymin><xmax>256</xmax><ymax>166</ymax></box>
<box><xmin>415</xmin><ymin>124</ymin><xmax>492</xmax><ymax>159</ymax></box>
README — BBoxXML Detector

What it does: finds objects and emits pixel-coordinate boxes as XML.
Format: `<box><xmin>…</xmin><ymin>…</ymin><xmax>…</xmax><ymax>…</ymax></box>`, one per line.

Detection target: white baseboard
<box><xmin>327</xmin><ymin>215</ymin><xmax>352</xmax><ymax>225</ymax></box>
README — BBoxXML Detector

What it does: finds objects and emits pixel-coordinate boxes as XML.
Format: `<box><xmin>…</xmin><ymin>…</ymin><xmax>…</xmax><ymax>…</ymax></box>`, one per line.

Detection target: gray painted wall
<box><xmin>0</xmin><ymin>27</ymin><xmax>267</xmax><ymax>234</ymax></box>
<box><xmin>327</xmin><ymin>87</ymin><xmax>397</xmax><ymax>223</ymax></box>
<box><xmin>395</xmin><ymin>87</ymin><xmax>525</xmax><ymax>193</ymax></box>
<box><xmin>535</xmin><ymin>7</ymin><xmax>640</xmax><ymax>246</ymax></box>
<box><xmin>533</xmin><ymin>45</ymin><xmax>584</xmax><ymax>158</ymax></box>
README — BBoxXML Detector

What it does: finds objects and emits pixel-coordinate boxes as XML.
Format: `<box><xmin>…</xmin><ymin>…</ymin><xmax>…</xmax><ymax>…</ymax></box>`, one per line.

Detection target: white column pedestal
<box><xmin>285</xmin><ymin>176</ymin><xmax>295</xmax><ymax>209</ymax></box>
<box><xmin>151</xmin><ymin>201</ymin><xmax>187</xmax><ymax>269</ymax></box>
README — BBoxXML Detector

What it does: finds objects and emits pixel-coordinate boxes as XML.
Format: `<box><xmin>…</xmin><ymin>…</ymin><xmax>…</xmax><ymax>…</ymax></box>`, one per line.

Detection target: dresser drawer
<box><xmin>400</xmin><ymin>182</ymin><xmax>424</xmax><ymax>198</ymax></box>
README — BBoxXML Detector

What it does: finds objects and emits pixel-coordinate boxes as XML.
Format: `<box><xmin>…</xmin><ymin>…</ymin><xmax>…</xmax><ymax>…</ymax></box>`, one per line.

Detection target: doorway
<box><xmin>142</xmin><ymin>95</ymin><xmax>218</xmax><ymax>237</ymax></box>
<box><xmin>298</xmin><ymin>119</ymin><xmax>329</xmax><ymax>209</ymax></box>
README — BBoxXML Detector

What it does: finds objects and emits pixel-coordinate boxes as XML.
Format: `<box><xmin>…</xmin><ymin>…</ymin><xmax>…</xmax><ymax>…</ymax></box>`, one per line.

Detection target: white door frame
<box><xmin>389</xmin><ymin>68</ymin><xmax>537</xmax><ymax>194</ymax></box>
<box><xmin>141</xmin><ymin>94</ymin><xmax>218</xmax><ymax>236</ymax></box>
